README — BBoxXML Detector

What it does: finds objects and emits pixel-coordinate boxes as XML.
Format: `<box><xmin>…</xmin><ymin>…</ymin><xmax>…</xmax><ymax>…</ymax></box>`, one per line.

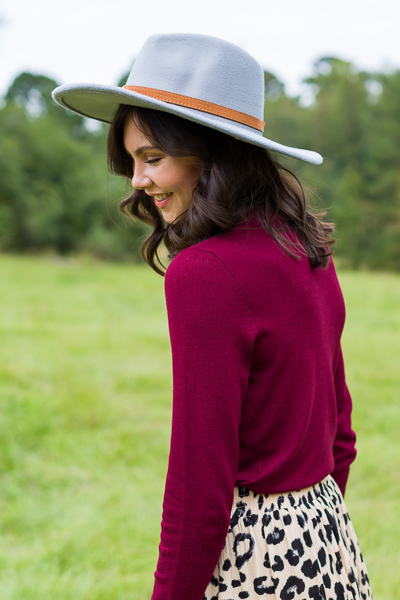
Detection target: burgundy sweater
<box><xmin>151</xmin><ymin>220</ymin><xmax>356</xmax><ymax>600</ymax></box>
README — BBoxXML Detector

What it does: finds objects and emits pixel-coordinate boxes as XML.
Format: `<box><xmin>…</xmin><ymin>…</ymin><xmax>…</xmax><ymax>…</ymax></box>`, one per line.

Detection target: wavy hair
<box><xmin>107</xmin><ymin>105</ymin><xmax>335</xmax><ymax>275</ymax></box>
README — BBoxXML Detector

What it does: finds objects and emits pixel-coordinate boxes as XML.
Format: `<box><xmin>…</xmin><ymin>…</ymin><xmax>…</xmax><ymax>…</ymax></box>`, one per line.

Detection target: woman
<box><xmin>53</xmin><ymin>33</ymin><xmax>372</xmax><ymax>600</ymax></box>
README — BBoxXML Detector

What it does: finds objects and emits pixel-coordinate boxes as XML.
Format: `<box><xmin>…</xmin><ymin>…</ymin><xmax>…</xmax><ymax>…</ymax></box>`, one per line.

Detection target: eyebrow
<box><xmin>127</xmin><ymin>145</ymin><xmax>163</xmax><ymax>158</ymax></box>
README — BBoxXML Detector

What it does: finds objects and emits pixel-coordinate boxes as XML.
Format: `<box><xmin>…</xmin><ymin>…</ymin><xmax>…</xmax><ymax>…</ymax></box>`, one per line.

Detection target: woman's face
<box><xmin>123</xmin><ymin>116</ymin><xmax>201</xmax><ymax>223</ymax></box>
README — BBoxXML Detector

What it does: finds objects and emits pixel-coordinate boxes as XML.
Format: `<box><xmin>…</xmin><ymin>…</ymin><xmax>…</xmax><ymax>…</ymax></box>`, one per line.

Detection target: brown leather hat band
<box><xmin>123</xmin><ymin>85</ymin><xmax>265</xmax><ymax>132</ymax></box>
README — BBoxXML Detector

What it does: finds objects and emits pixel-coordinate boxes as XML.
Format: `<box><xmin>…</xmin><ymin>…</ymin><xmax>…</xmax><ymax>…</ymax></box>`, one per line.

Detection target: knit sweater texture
<box><xmin>151</xmin><ymin>220</ymin><xmax>356</xmax><ymax>600</ymax></box>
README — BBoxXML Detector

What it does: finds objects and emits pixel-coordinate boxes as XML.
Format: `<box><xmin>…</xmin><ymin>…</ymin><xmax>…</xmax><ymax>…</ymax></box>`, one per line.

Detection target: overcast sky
<box><xmin>1</xmin><ymin>0</ymin><xmax>399</xmax><ymax>100</ymax></box>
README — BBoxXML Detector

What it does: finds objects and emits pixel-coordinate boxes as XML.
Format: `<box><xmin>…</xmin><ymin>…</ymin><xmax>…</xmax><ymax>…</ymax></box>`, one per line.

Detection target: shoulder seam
<box><xmin>192</xmin><ymin>248</ymin><xmax>260</xmax><ymax>336</ymax></box>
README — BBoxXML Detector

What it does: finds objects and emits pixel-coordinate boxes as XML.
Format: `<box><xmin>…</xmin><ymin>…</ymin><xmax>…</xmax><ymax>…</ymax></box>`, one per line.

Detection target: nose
<box><xmin>131</xmin><ymin>168</ymin><xmax>152</xmax><ymax>191</ymax></box>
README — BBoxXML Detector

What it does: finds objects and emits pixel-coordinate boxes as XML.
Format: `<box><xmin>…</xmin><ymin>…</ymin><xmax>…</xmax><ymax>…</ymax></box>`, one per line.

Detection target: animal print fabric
<box><xmin>203</xmin><ymin>475</ymin><xmax>371</xmax><ymax>600</ymax></box>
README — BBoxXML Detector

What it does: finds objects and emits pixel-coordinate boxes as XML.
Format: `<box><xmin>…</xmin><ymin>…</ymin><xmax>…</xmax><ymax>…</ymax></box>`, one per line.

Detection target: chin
<box><xmin>161</xmin><ymin>204</ymin><xmax>190</xmax><ymax>224</ymax></box>
<box><xmin>162</xmin><ymin>214</ymin><xmax>175</xmax><ymax>224</ymax></box>
<box><xmin>162</xmin><ymin>211</ymin><xmax>183</xmax><ymax>224</ymax></box>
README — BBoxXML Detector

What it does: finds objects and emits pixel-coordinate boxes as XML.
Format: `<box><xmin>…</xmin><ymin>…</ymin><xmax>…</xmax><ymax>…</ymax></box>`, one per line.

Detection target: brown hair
<box><xmin>107</xmin><ymin>105</ymin><xmax>335</xmax><ymax>276</ymax></box>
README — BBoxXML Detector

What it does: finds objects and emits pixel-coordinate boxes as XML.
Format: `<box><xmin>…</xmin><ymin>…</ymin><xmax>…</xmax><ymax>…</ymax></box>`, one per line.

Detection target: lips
<box><xmin>153</xmin><ymin>193</ymin><xmax>172</xmax><ymax>208</ymax></box>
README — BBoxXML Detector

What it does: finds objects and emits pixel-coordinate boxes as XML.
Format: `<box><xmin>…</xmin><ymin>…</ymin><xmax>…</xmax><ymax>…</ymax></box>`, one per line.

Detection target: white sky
<box><xmin>1</xmin><ymin>0</ymin><xmax>399</xmax><ymax>100</ymax></box>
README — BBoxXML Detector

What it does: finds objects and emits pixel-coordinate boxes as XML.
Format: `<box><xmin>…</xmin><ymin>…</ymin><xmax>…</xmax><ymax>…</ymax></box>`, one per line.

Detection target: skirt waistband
<box><xmin>233</xmin><ymin>474</ymin><xmax>339</xmax><ymax>511</ymax></box>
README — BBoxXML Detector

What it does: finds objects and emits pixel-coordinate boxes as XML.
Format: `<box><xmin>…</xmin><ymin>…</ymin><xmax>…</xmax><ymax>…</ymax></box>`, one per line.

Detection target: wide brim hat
<box><xmin>52</xmin><ymin>33</ymin><xmax>323</xmax><ymax>165</ymax></box>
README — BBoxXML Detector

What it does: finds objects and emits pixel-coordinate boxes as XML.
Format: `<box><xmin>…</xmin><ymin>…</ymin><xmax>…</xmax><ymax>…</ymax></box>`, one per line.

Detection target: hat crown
<box><xmin>126</xmin><ymin>34</ymin><xmax>265</xmax><ymax>120</ymax></box>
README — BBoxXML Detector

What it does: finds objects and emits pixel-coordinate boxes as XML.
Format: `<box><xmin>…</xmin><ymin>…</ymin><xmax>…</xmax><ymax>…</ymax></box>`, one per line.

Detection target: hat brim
<box><xmin>52</xmin><ymin>83</ymin><xmax>323</xmax><ymax>165</ymax></box>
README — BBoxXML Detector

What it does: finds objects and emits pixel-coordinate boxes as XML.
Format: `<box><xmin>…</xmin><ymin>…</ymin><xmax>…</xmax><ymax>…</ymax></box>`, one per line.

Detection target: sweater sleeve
<box><xmin>151</xmin><ymin>248</ymin><xmax>257</xmax><ymax>600</ymax></box>
<box><xmin>331</xmin><ymin>344</ymin><xmax>357</xmax><ymax>497</ymax></box>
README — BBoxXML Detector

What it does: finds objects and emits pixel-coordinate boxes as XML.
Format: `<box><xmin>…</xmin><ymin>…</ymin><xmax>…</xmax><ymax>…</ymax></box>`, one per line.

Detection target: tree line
<box><xmin>0</xmin><ymin>59</ymin><xmax>399</xmax><ymax>270</ymax></box>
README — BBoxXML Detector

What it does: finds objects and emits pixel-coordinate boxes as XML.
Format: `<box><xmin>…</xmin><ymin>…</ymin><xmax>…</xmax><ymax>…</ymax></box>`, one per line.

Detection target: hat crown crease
<box><xmin>125</xmin><ymin>34</ymin><xmax>265</xmax><ymax>120</ymax></box>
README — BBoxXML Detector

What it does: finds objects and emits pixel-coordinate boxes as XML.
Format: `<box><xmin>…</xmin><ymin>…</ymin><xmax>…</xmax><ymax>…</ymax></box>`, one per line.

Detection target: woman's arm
<box><xmin>151</xmin><ymin>247</ymin><xmax>257</xmax><ymax>600</ymax></box>
<box><xmin>331</xmin><ymin>345</ymin><xmax>357</xmax><ymax>496</ymax></box>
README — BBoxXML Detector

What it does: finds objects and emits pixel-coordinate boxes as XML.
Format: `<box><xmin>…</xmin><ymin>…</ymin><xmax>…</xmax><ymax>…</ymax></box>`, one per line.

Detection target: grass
<box><xmin>337</xmin><ymin>270</ymin><xmax>400</xmax><ymax>598</ymax></box>
<box><xmin>0</xmin><ymin>255</ymin><xmax>399</xmax><ymax>599</ymax></box>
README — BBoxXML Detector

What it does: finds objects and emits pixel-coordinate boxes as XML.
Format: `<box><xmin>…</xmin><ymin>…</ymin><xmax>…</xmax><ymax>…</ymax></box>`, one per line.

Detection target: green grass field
<box><xmin>0</xmin><ymin>255</ymin><xmax>399</xmax><ymax>599</ymax></box>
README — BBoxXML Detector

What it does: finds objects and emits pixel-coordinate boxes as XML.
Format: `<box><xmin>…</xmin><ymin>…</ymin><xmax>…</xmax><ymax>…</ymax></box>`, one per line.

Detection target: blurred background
<box><xmin>1</xmin><ymin>0</ymin><xmax>400</xmax><ymax>267</ymax></box>
<box><xmin>0</xmin><ymin>1</ymin><xmax>399</xmax><ymax>599</ymax></box>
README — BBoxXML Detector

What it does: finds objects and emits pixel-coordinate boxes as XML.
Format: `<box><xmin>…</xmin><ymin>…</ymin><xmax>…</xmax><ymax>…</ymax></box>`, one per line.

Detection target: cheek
<box><xmin>172</xmin><ymin>172</ymin><xmax>199</xmax><ymax>193</ymax></box>
<box><xmin>183</xmin><ymin>166</ymin><xmax>201</xmax><ymax>189</ymax></box>
<box><xmin>160</xmin><ymin>160</ymin><xmax>201</xmax><ymax>194</ymax></box>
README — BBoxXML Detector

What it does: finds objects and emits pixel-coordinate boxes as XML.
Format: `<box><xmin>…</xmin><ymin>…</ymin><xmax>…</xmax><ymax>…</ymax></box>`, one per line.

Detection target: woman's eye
<box><xmin>145</xmin><ymin>158</ymin><xmax>162</xmax><ymax>165</ymax></box>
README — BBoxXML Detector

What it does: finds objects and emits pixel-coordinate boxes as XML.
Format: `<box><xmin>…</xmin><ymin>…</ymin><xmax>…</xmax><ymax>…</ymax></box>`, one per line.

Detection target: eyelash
<box><xmin>145</xmin><ymin>158</ymin><xmax>161</xmax><ymax>165</ymax></box>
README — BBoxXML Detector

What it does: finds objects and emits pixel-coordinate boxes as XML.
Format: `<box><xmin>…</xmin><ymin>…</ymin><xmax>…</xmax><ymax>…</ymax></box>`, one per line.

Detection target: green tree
<box><xmin>5</xmin><ymin>72</ymin><xmax>87</xmax><ymax>136</ymax></box>
<box><xmin>0</xmin><ymin>73</ymin><xmax>148</xmax><ymax>260</ymax></box>
<box><xmin>1</xmin><ymin>63</ymin><xmax>400</xmax><ymax>271</ymax></box>
<box><xmin>300</xmin><ymin>59</ymin><xmax>400</xmax><ymax>269</ymax></box>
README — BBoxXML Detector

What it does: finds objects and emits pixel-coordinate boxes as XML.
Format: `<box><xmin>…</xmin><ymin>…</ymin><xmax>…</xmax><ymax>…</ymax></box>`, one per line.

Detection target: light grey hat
<box><xmin>52</xmin><ymin>33</ymin><xmax>322</xmax><ymax>165</ymax></box>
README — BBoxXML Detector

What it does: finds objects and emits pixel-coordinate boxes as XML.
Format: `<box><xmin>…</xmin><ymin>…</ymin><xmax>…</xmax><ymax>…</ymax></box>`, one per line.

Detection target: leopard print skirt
<box><xmin>203</xmin><ymin>475</ymin><xmax>371</xmax><ymax>600</ymax></box>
